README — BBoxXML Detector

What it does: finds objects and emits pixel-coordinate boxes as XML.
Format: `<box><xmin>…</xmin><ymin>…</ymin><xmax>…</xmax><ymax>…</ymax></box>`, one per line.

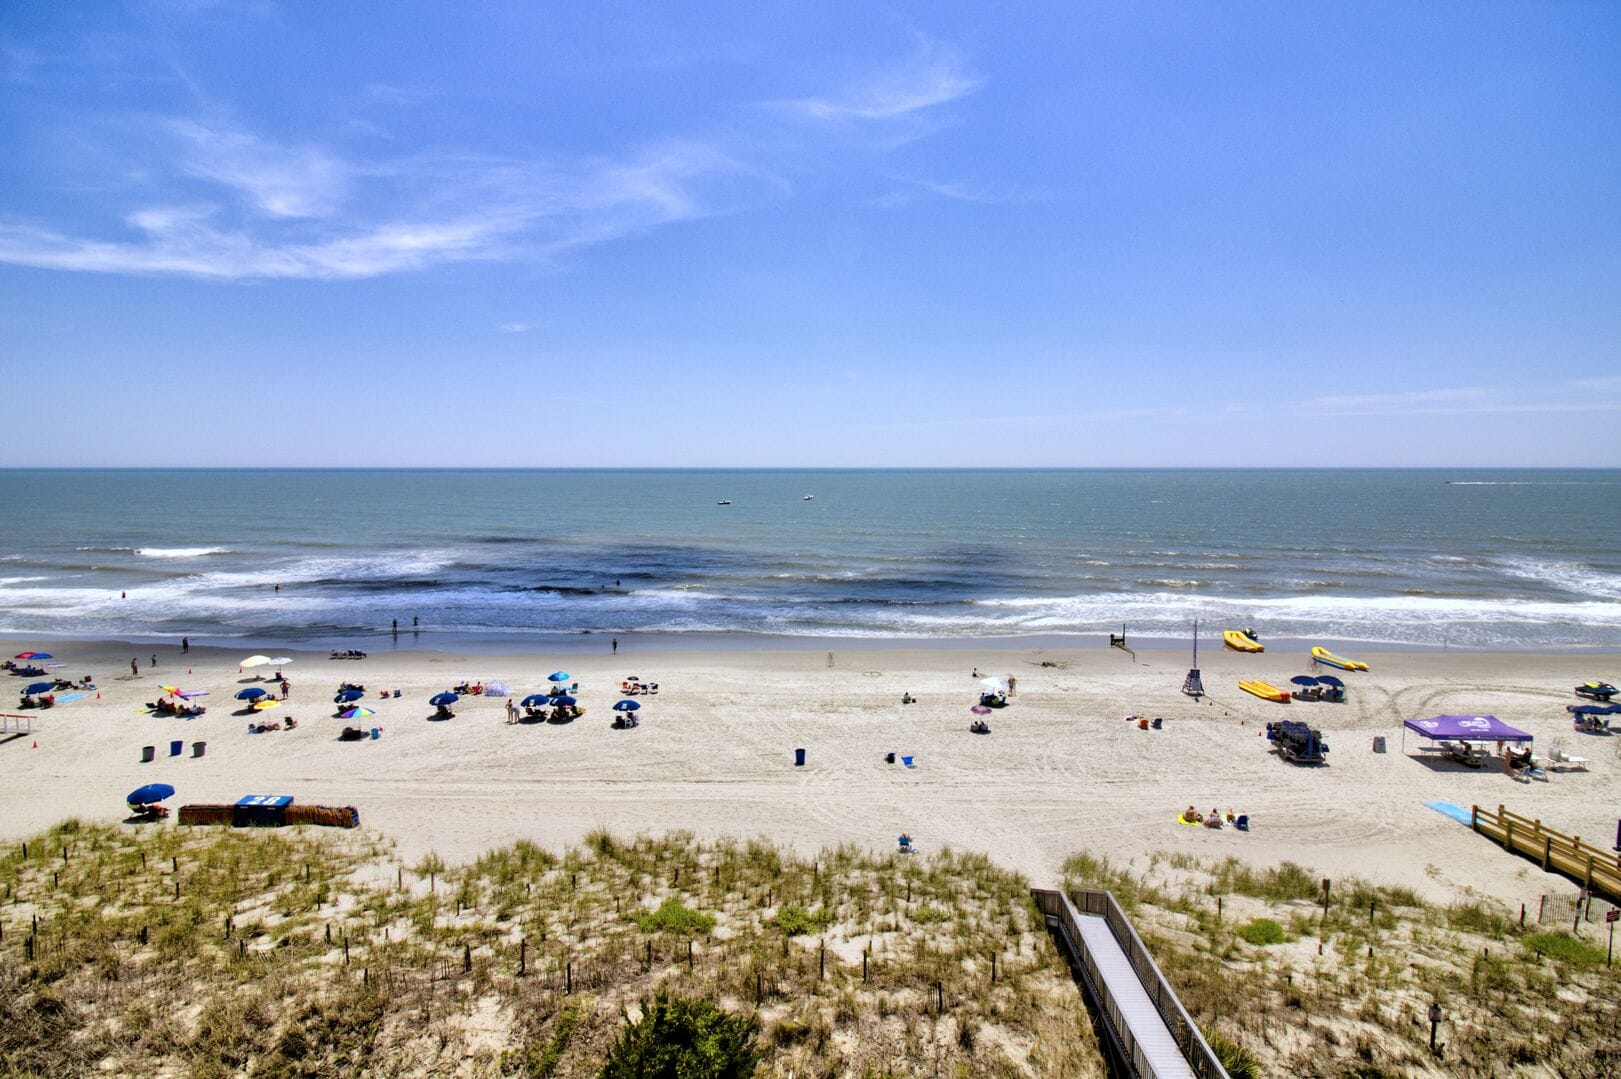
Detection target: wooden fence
<box><xmin>1471</xmin><ymin>804</ymin><xmax>1621</xmax><ymax>902</ymax></box>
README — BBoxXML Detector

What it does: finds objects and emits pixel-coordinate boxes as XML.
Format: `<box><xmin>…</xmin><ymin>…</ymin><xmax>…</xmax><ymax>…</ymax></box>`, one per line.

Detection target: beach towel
<box><xmin>1425</xmin><ymin>801</ymin><xmax>1473</xmax><ymax>825</ymax></box>
<box><xmin>55</xmin><ymin>693</ymin><xmax>86</xmax><ymax>703</ymax></box>
<box><xmin>1176</xmin><ymin>814</ymin><xmax>1202</xmax><ymax>826</ymax></box>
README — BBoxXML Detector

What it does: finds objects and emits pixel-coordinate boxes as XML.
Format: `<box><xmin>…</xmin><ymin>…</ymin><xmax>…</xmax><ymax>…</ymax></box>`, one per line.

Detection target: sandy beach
<box><xmin>4</xmin><ymin>636</ymin><xmax>1616</xmax><ymax>905</ymax></box>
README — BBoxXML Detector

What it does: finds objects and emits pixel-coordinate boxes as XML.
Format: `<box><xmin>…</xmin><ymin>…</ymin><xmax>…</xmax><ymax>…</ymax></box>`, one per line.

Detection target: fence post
<box><xmin>519</xmin><ymin>939</ymin><xmax>526</xmax><ymax>977</ymax></box>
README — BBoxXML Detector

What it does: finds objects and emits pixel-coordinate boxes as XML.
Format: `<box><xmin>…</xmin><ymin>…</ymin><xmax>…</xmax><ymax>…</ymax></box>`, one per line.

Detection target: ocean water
<box><xmin>1</xmin><ymin>469</ymin><xmax>1619</xmax><ymax>650</ymax></box>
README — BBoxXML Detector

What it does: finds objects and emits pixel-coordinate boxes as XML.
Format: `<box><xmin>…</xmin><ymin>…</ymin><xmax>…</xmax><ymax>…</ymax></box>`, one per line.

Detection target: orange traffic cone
<box><xmin>32</xmin><ymin>741</ymin><xmax>38</xmax><ymax>749</ymax></box>
<box><xmin>96</xmin><ymin>692</ymin><xmax>101</xmax><ymax>699</ymax></box>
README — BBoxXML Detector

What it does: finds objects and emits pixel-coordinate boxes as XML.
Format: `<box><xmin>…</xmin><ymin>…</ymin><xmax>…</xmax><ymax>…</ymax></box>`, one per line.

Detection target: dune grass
<box><xmin>1062</xmin><ymin>850</ymin><xmax>1621</xmax><ymax>1078</ymax></box>
<box><xmin>2</xmin><ymin>821</ymin><xmax>1100</xmax><ymax>1077</ymax></box>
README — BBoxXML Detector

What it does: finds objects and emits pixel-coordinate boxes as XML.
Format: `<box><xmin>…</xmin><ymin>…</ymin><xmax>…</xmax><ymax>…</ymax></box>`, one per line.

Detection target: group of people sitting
<box><xmin>1181</xmin><ymin>806</ymin><xmax>1249</xmax><ymax>830</ymax></box>
<box><xmin>901</xmin><ymin>692</ymin><xmax>917</xmax><ymax>704</ymax></box>
<box><xmin>452</xmin><ymin>682</ymin><xmax>486</xmax><ymax>695</ymax></box>
<box><xmin>18</xmin><ymin>693</ymin><xmax>55</xmax><ymax>708</ymax></box>
<box><xmin>148</xmin><ymin>697</ymin><xmax>206</xmax><ymax>717</ymax></box>
<box><xmin>968</xmin><ymin>719</ymin><xmax>991</xmax><ymax>734</ymax></box>
<box><xmin>611</xmin><ymin>712</ymin><xmax>640</xmax><ymax>729</ymax></box>
<box><xmin>4</xmin><ymin>662</ymin><xmax>47</xmax><ymax>678</ymax></box>
<box><xmin>339</xmin><ymin>726</ymin><xmax>374</xmax><ymax>741</ymax></box>
<box><xmin>330</xmin><ymin>649</ymin><xmax>367</xmax><ymax>660</ymax></box>
<box><xmin>519</xmin><ymin>703</ymin><xmax>583</xmax><ymax>722</ymax></box>
<box><xmin>620</xmin><ymin>678</ymin><xmax>658</xmax><ymax>695</ymax></box>
<box><xmin>247</xmin><ymin>717</ymin><xmax>296</xmax><ymax>733</ymax></box>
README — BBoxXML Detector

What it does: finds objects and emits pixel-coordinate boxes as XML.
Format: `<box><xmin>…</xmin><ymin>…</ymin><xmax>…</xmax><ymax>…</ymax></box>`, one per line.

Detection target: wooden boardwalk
<box><xmin>1471</xmin><ymin>804</ymin><xmax>1621</xmax><ymax>902</ymax></box>
<box><xmin>1033</xmin><ymin>887</ymin><xmax>1225</xmax><ymax>1078</ymax></box>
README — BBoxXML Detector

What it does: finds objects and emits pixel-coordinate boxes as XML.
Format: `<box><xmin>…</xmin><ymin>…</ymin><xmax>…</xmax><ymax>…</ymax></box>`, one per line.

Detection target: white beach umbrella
<box><xmin>268</xmin><ymin>657</ymin><xmax>293</xmax><ymax>666</ymax></box>
<box><xmin>979</xmin><ymin>677</ymin><xmax>1008</xmax><ymax>690</ymax></box>
<box><xmin>240</xmin><ymin>655</ymin><xmax>272</xmax><ymax>668</ymax></box>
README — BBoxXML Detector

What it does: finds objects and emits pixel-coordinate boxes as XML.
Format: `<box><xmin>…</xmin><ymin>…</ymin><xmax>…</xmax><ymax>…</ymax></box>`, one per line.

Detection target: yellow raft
<box><xmin>1239</xmin><ymin>679</ymin><xmax>1290</xmax><ymax>702</ymax></box>
<box><xmin>1224</xmin><ymin>629</ymin><xmax>1264</xmax><ymax>653</ymax></box>
<box><xmin>1311</xmin><ymin>646</ymin><xmax>1369</xmax><ymax>671</ymax></box>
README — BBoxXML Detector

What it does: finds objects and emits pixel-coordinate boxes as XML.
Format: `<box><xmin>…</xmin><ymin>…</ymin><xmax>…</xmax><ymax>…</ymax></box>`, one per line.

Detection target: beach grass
<box><xmin>1063</xmin><ymin>851</ymin><xmax>1621</xmax><ymax>1077</ymax></box>
<box><xmin>2</xmin><ymin>821</ymin><xmax>1099</xmax><ymax>1077</ymax></box>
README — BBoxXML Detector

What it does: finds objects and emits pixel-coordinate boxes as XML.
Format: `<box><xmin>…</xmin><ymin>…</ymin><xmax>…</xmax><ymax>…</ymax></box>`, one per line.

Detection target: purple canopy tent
<box><xmin>1402</xmin><ymin>714</ymin><xmax>1533</xmax><ymax>750</ymax></box>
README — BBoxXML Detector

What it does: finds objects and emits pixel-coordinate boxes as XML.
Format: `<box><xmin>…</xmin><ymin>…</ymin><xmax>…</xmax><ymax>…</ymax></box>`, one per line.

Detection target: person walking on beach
<box><xmin>391</xmin><ymin>618</ymin><xmax>398</xmax><ymax>635</ymax></box>
<box><xmin>279</xmin><ymin>676</ymin><xmax>290</xmax><ymax>700</ymax></box>
<box><xmin>181</xmin><ymin>636</ymin><xmax>189</xmax><ymax>654</ymax></box>
<box><xmin>151</xmin><ymin>654</ymin><xmax>158</xmax><ymax>670</ymax></box>
<box><xmin>1007</xmin><ymin>675</ymin><xmax>1017</xmax><ymax>696</ymax></box>
<box><xmin>505</xmin><ymin>698</ymin><xmax>517</xmax><ymax>724</ymax></box>
<box><xmin>130</xmin><ymin>657</ymin><xmax>138</xmax><ymax>677</ymax></box>
<box><xmin>611</xmin><ymin>637</ymin><xmax>618</xmax><ymax>654</ymax></box>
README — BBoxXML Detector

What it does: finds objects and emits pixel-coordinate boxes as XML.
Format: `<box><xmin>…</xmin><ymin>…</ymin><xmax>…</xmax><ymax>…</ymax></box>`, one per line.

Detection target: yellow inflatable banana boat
<box><xmin>1311</xmin><ymin>646</ymin><xmax>1368</xmax><ymax>671</ymax></box>
<box><xmin>1224</xmin><ymin>629</ymin><xmax>1264</xmax><ymax>653</ymax></box>
<box><xmin>1239</xmin><ymin>679</ymin><xmax>1290</xmax><ymax>702</ymax></box>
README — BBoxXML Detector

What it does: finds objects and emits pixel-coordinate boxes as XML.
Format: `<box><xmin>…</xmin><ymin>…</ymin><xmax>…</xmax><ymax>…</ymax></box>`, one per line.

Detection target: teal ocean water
<box><xmin>1</xmin><ymin>469</ymin><xmax>1618</xmax><ymax>649</ymax></box>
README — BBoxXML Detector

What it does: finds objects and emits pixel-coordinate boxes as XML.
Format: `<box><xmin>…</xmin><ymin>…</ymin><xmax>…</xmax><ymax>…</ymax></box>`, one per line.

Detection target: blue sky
<box><xmin>1</xmin><ymin>1</ymin><xmax>1617</xmax><ymax>467</ymax></box>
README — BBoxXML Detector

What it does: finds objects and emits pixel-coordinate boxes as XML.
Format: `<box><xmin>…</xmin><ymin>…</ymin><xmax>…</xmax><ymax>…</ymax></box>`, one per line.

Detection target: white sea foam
<box><xmin>1499</xmin><ymin>558</ymin><xmax>1621</xmax><ymax>600</ymax></box>
<box><xmin>135</xmin><ymin>547</ymin><xmax>229</xmax><ymax>558</ymax></box>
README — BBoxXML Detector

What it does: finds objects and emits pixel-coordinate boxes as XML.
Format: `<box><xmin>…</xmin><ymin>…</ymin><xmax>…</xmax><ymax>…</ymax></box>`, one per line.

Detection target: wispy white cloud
<box><xmin>770</xmin><ymin>39</ymin><xmax>979</xmax><ymax>122</ymax></box>
<box><xmin>169</xmin><ymin>120</ymin><xmax>353</xmax><ymax>218</ymax></box>
<box><xmin>495</xmin><ymin>322</ymin><xmax>532</xmax><ymax>334</ymax></box>
<box><xmin>1569</xmin><ymin>375</ymin><xmax>1621</xmax><ymax>391</ymax></box>
<box><xmin>1306</xmin><ymin>382</ymin><xmax>1621</xmax><ymax>418</ymax></box>
<box><xmin>0</xmin><ymin>36</ymin><xmax>981</xmax><ymax>281</ymax></box>
<box><xmin>852</xmin><ymin>405</ymin><xmax>1198</xmax><ymax>434</ymax></box>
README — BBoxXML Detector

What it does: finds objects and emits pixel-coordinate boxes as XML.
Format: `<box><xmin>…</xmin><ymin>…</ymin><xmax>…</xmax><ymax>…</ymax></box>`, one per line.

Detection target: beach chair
<box><xmin>897</xmin><ymin>834</ymin><xmax>914</xmax><ymax>854</ymax></box>
<box><xmin>901</xmin><ymin>755</ymin><xmax>916</xmax><ymax>768</ymax></box>
<box><xmin>1235</xmin><ymin>815</ymin><xmax>1249</xmax><ymax>831</ymax></box>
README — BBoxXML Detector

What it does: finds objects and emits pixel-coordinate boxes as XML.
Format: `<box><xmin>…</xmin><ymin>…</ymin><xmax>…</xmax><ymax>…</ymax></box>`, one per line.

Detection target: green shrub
<box><xmin>1524</xmin><ymin>932</ymin><xmax>1607</xmax><ymax>966</ymax></box>
<box><xmin>770</xmin><ymin>906</ymin><xmax>832</xmax><ymax>936</ymax></box>
<box><xmin>601</xmin><ymin>993</ymin><xmax>757</xmax><ymax>1078</ymax></box>
<box><xmin>1203</xmin><ymin>1029</ymin><xmax>1259</xmax><ymax>1079</ymax></box>
<box><xmin>633</xmin><ymin>898</ymin><xmax>716</xmax><ymax>935</ymax></box>
<box><xmin>911</xmin><ymin>905</ymin><xmax>948</xmax><ymax>925</ymax></box>
<box><xmin>1237</xmin><ymin>918</ymin><xmax>1286</xmax><ymax>946</ymax></box>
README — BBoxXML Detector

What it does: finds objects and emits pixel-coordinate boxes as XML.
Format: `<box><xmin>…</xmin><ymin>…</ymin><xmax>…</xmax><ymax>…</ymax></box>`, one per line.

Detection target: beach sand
<box><xmin>3</xmin><ymin>636</ymin><xmax>1615</xmax><ymax>905</ymax></box>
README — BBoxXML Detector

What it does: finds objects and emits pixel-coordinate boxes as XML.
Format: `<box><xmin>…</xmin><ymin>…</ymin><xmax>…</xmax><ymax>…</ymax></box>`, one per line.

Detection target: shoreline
<box><xmin>4</xmin><ymin>634</ymin><xmax>1617</xmax><ymax>911</ymax></box>
<box><xmin>6</xmin><ymin>629</ymin><xmax>1619</xmax><ymax>658</ymax></box>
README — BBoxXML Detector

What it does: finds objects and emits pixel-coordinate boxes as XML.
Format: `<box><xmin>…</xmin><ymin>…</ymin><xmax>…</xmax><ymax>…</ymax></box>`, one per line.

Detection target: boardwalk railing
<box><xmin>1471</xmin><ymin>804</ymin><xmax>1621</xmax><ymax>901</ymax></box>
<box><xmin>1032</xmin><ymin>887</ymin><xmax>1227</xmax><ymax>1079</ymax></box>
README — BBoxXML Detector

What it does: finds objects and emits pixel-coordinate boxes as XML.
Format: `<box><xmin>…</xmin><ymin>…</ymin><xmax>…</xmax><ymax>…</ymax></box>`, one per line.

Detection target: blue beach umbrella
<box><xmin>520</xmin><ymin>693</ymin><xmax>550</xmax><ymax>707</ymax></box>
<box><xmin>24</xmin><ymin>681</ymin><xmax>55</xmax><ymax>695</ymax></box>
<box><xmin>613</xmin><ymin>699</ymin><xmax>641</xmax><ymax>712</ymax></box>
<box><xmin>22</xmin><ymin>652</ymin><xmax>53</xmax><ymax>661</ymax></box>
<box><xmin>430</xmin><ymin>692</ymin><xmax>459</xmax><ymax>706</ymax></box>
<box><xmin>1316</xmin><ymin>675</ymin><xmax>1345</xmax><ymax>688</ymax></box>
<box><xmin>334</xmin><ymin>688</ymin><xmax>364</xmax><ymax>703</ymax></box>
<box><xmin>1290</xmin><ymin>676</ymin><xmax>1320</xmax><ymax>687</ymax></box>
<box><xmin>126</xmin><ymin>783</ymin><xmax>175</xmax><ymax>805</ymax></box>
<box><xmin>235</xmin><ymin>686</ymin><xmax>268</xmax><ymax>700</ymax></box>
<box><xmin>549</xmin><ymin>695</ymin><xmax>577</xmax><ymax>707</ymax></box>
<box><xmin>548</xmin><ymin>671</ymin><xmax>571</xmax><ymax>682</ymax></box>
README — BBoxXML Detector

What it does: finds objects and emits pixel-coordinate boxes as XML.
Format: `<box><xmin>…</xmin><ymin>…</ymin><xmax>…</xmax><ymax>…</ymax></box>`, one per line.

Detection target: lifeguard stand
<box><xmin>1181</xmin><ymin>621</ymin><xmax>1205</xmax><ymax>697</ymax></box>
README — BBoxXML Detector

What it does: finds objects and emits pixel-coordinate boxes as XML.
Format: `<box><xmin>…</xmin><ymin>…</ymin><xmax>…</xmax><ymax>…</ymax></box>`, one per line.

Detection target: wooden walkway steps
<box><xmin>1471</xmin><ymin>804</ymin><xmax>1621</xmax><ymax>902</ymax></box>
<box><xmin>1033</xmin><ymin>887</ymin><xmax>1225</xmax><ymax>1078</ymax></box>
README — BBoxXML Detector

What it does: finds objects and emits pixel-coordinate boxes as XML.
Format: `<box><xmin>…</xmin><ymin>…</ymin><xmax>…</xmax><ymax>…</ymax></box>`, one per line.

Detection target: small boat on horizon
<box><xmin>717</xmin><ymin>500</ymin><xmax>732</xmax><ymax>506</ymax></box>
<box><xmin>802</xmin><ymin>495</ymin><xmax>814</xmax><ymax>500</ymax></box>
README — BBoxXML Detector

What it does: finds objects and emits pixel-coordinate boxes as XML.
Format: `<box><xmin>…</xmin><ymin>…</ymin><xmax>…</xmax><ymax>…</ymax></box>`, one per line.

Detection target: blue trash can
<box><xmin>169</xmin><ymin>739</ymin><xmax>183</xmax><ymax>757</ymax></box>
<box><xmin>794</xmin><ymin>747</ymin><xmax>806</xmax><ymax>767</ymax></box>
